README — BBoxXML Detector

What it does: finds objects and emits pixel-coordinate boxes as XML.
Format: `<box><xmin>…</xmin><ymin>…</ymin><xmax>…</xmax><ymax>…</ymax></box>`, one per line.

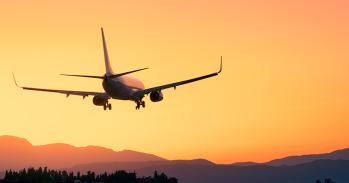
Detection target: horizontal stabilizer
<box><xmin>60</xmin><ymin>74</ymin><xmax>104</xmax><ymax>79</ymax></box>
<box><xmin>61</xmin><ymin>68</ymin><xmax>148</xmax><ymax>79</ymax></box>
<box><xmin>109</xmin><ymin>68</ymin><xmax>148</xmax><ymax>78</ymax></box>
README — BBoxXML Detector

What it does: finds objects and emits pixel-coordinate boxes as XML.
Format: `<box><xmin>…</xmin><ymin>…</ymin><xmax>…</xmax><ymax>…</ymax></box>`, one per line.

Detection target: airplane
<box><xmin>13</xmin><ymin>28</ymin><xmax>222</xmax><ymax>110</ymax></box>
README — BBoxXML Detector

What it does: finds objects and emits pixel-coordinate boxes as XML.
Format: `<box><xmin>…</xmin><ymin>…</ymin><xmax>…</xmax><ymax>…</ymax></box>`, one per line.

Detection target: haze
<box><xmin>0</xmin><ymin>0</ymin><xmax>349</xmax><ymax>164</ymax></box>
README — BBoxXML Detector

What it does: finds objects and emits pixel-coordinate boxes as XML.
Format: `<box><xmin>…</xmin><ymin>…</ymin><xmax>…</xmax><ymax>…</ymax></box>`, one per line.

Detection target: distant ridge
<box><xmin>2</xmin><ymin>135</ymin><xmax>349</xmax><ymax>169</ymax></box>
<box><xmin>171</xmin><ymin>159</ymin><xmax>215</xmax><ymax>165</ymax></box>
<box><xmin>0</xmin><ymin>135</ymin><xmax>166</xmax><ymax>171</ymax></box>
<box><xmin>70</xmin><ymin>159</ymin><xmax>216</xmax><ymax>174</ymax></box>
<box><xmin>2</xmin><ymin>135</ymin><xmax>349</xmax><ymax>183</ymax></box>
<box><xmin>231</xmin><ymin>162</ymin><xmax>260</xmax><ymax>166</ymax></box>
<box><xmin>230</xmin><ymin>148</ymin><xmax>349</xmax><ymax>167</ymax></box>
<box><xmin>264</xmin><ymin>148</ymin><xmax>349</xmax><ymax>166</ymax></box>
<box><xmin>70</xmin><ymin>160</ymin><xmax>349</xmax><ymax>183</ymax></box>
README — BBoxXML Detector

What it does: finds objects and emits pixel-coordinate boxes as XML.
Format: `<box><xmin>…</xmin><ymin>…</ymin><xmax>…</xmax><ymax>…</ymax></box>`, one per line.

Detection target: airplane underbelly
<box><xmin>103</xmin><ymin>80</ymin><xmax>134</xmax><ymax>100</ymax></box>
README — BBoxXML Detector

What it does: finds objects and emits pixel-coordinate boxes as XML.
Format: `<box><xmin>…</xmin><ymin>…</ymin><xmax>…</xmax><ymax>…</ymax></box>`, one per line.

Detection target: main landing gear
<box><xmin>103</xmin><ymin>102</ymin><xmax>112</xmax><ymax>111</ymax></box>
<box><xmin>135</xmin><ymin>100</ymin><xmax>145</xmax><ymax>110</ymax></box>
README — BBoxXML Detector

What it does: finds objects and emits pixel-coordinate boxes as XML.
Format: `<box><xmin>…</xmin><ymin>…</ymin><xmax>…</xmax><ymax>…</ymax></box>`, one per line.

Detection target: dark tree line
<box><xmin>0</xmin><ymin>167</ymin><xmax>177</xmax><ymax>183</ymax></box>
<box><xmin>314</xmin><ymin>179</ymin><xmax>335</xmax><ymax>183</ymax></box>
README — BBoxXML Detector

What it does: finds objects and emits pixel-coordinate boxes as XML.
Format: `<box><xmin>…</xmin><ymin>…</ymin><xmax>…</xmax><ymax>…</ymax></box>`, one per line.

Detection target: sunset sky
<box><xmin>1</xmin><ymin>0</ymin><xmax>349</xmax><ymax>164</ymax></box>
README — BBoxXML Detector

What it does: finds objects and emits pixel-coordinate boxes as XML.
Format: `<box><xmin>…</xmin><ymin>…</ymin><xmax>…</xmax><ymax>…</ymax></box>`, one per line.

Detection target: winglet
<box><xmin>218</xmin><ymin>56</ymin><xmax>223</xmax><ymax>73</ymax></box>
<box><xmin>12</xmin><ymin>73</ymin><xmax>20</xmax><ymax>88</ymax></box>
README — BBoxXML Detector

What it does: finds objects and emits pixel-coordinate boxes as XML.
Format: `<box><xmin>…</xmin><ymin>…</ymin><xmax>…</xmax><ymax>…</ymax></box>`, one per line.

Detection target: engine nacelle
<box><xmin>150</xmin><ymin>91</ymin><xmax>163</xmax><ymax>102</ymax></box>
<box><xmin>93</xmin><ymin>96</ymin><xmax>108</xmax><ymax>106</ymax></box>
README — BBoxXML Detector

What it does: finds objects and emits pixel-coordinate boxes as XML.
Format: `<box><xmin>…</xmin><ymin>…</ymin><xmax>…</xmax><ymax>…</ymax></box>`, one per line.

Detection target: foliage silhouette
<box><xmin>314</xmin><ymin>178</ymin><xmax>335</xmax><ymax>183</ymax></box>
<box><xmin>1</xmin><ymin>167</ymin><xmax>177</xmax><ymax>183</ymax></box>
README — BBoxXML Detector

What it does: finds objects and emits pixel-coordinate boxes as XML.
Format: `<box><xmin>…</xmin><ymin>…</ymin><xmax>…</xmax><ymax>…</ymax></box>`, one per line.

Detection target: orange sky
<box><xmin>0</xmin><ymin>0</ymin><xmax>349</xmax><ymax>164</ymax></box>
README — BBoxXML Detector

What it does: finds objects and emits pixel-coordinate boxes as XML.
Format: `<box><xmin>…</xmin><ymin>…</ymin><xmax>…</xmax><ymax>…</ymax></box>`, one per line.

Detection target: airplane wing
<box><xmin>12</xmin><ymin>74</ymin><xmax>109</xmax><ymax>98</ymax></box>
<box><xmin>134</xmin><ymin>57</ymin><xmax>222</xmax><ymax>98</ymax></box>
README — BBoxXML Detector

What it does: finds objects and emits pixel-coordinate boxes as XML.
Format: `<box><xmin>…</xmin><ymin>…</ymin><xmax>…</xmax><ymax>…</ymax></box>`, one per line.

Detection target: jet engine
<box><xmin>93</xmin><ymin>96</ymin><xmax>108</xmax><ymax>106</ymax></box>
<box><xmin>150</xmin><ymin>91</ymin><xmax>163</xmax><ymax>102</ymax></box>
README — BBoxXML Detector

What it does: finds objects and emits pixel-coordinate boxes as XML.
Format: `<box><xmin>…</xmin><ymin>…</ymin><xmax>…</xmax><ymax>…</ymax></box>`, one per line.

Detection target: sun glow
<box><xmin>0</xmin><ymin>0</ymin><xmax>349</xmax><ymax>163</ymax></box>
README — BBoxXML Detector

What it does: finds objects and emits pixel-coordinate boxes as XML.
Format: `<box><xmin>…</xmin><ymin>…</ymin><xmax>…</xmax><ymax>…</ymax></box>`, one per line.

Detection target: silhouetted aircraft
<box><xmin>13</xmin><ymin>28</ymin><xmax>222</xmax><ymax>110</ymax></box>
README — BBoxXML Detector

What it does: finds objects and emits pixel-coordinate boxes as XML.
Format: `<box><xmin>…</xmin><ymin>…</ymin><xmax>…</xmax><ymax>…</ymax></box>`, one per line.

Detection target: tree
<box><xmin>1</xmin><ymin>167</ymin><xmax>177</xmax><ymax>183</ymax></box>
<box><xmin>315</xmin><ymin>180</ymin><xmax>322</xmax><ymax>183</ymax></box>
<box><xmin>324</xmin><ymin>178</ymin><xmax>335</xmax><ymax>183</ymax></box>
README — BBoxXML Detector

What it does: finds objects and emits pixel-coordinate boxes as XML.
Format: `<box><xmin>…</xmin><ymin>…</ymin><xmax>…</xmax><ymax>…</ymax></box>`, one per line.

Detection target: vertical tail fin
<box><xmin>101</xmin><ymin>27</ymin><xmax>114</xmax><ymax>75</ymax></box>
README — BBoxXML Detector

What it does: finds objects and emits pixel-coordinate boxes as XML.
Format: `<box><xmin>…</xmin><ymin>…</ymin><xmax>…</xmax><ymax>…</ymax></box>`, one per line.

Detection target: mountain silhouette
<box><xmin>69</xmin><ymin>160</ymin><xmax>349</xmax><ymax>183</ymax></box>
<box><xmin>70</xmin><ymin>159</ymin><xmax>215</xmax><ymax>174</ymax></box>
<box><xmin>231</xmin><ymin>161</ymin><xmax>260</xmax><ymax>166</ymax></box>
<box><xmin>230</xmin><ymin>148</ymin><xmax>349</xmax><ymax>167</ymax></box>
<box><xmin>2</xmin><ymin>135</ymin><xmax>349</xmax><ymax>183</ymax></box>
<box><xmin>0</xmin><ymin>135</ymin><xmax>166</xmax><ymax>170</ymax></box>
<box><xmin>264</xmin><ymin>148</ymin><xmax>349</xmax><ymax>166</ymax></box>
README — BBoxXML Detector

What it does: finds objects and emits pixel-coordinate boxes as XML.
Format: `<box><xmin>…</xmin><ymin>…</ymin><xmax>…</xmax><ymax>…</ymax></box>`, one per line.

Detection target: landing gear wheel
<box><xmin>103</xmin><ymin>104</ymin><xmax>107</xmax><ymax>110</ymax></box>
<box><xmin>135</xmin><ymin>100</ymin><xmax>144</xmax><ymax>110</ymax></box>
<box><xmin>108</xmin><ymin>103</ymin><xmax>112</xmax><ymax>110</ymax></box>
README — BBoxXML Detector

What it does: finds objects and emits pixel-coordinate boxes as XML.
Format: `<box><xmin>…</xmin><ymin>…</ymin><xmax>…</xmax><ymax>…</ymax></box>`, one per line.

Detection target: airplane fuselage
<box><xmin>102</xmin><ymin>76</ymin><xmax>145</xmax><ymax>101</ymax></box>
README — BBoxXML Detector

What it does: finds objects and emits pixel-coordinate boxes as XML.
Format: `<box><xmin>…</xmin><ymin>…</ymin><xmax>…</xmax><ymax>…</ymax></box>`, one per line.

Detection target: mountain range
<box><xmin>69</xmin><ymin>159</ymin><xmax>349</xmax><ymax>183</ymax></box>
<box><xmin>1</xmin><ymin>135</ymin><xmax>349</xmax><ymax>183</ymax></box>
<box><xmin>0</xmin><ymin>135</ymin><xmax>165</xmax><ymax>170</ymax></box>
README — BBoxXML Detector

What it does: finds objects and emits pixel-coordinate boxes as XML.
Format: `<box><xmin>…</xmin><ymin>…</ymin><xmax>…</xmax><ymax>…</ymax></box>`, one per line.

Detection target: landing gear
<box><xmin>135</xmin><ymin>100</ymin><xmax>145</xmax><ymax>110</ymax></box>
<box><xmin>136</xmin><ymin>101</ymin><xmax>141</xmax><ymax>110</ymax></box>
<box><xmin>103</xmin><ymin>102</ymin><xmax>112</xmax><ymax>111</ymax></box>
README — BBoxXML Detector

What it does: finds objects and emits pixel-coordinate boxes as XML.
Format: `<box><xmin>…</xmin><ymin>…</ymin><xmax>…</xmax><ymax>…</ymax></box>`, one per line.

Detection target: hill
<box><xmin>0</xmin><ymin>135</ymin><xmax>166</xmax><ymax>170</ymax></box>
<box><xmin>70</xmin><ymin>160</ymin><xmax>349</xmax><ymax>183</ymax></box>
<box><xmin>265</xmin><ymin>148</ymin><xmax>349</xmax><ymax>166</ymax></box>
<box><xmin>2</xmin><ymin>135</ymin><xmax>349</xmax><ymax>183</ymax></box>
